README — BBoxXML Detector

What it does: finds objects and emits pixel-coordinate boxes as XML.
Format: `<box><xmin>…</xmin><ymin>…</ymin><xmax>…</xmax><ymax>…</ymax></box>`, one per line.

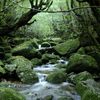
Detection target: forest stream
<box><xmin>19</xmin><ymin>60</ymin><xmax>80</xmax><ymax>100</ymax></box>
<box><xmin>0</xmin><ymin>0</ymin><xmax>100</xmax><ymax>100</ymax></box>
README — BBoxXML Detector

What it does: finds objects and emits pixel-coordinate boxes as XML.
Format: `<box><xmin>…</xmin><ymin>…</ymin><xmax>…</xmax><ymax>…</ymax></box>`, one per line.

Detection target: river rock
<box><xmin>58</xmin><ymin>96</ymin><xmax>73</xmax><ymax>100</ymax></box>
<box><xmin>54</xmin><ymin>38</ymin><xmax>80</xmax><ymax>57</ymax></box>
<box><xmin>42</xmin><ymin>53</ymin><xmax>60</xmax><ymax>64</ymax></box>
<box><xmin>0</xmin><ymin>87</ymin><xmax>25</xmax><ymax>100</ymax></box>
<box><xmin>76</xmin><ymin>79</ymin><xmax>100</xmax><ymax>100</ymax></box>
<box><xmin>6</xmin><ymin>56</ymin><xmax>38</xmax><ymax>84</ymax></box>
<box><xmin>69</xmin><ymin>71</ymin><xmax>93</xmax><ymax>84</ymax></box>
<box><xmin>46</xmin><ymin>70</ymin><xmax>66</xmax><ymax>84</ymax></box>
<box><xmin>12</xmin><ymin>39</ymin><xmax>39</xmax><ymax>59</ymax></box>
<box><xmin>43</xmin><ymin>95</ymin><xmax>53</xmax><ymax>100</ymax></box>
<box><xmin>66</xmin><ymin>53</ymin><xmax>98</xmax><ymax>73</ymax></box>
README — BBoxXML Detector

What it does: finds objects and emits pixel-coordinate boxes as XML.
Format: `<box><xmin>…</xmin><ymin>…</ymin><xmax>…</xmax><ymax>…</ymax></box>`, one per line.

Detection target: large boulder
<box><xmin>0</xmin><ymin>88</ymin><xmax>25</xmax><ymax>100</ymax></box>
<box><xmin>12</xmin><ymin>39</ymin><xmax>39</xmax><ymax>59</ymax></box>
<box><xmin>46</xmin><ymin>70</ymin><xmax>66</xmax><ymax>84</ymax></box>
<box><xmin>66</xmin><ymin>53</ymin><xmax>98</xmax><ymax>73</ymax></box>
<box><xmin>54</xmin><ymin>38</ymin><xmax>80</xmax><ymax>57</ymax></box>
<box><xmin>68</xmin><ymin>71</ymin><xmax>93</xmax><ymax>84</ymax></box>
<box><xmin>42</xmin><ymin>53</ymin><xmax>60</xmax><ymax>64</ymax></box>
<box><xmin>6</xmin><ymin>56</ymin><xmax>38</xmax><ymax>84</ymax></box>
<box><xmin>76</xmin><ymin>79</ymin><xmax>100</xmax><ymax>100</ymax></box>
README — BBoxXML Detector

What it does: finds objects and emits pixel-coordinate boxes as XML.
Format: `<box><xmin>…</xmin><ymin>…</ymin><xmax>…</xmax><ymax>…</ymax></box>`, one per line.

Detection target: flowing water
<box><xmin>2</xmin><ymin>45</ymin><xmax>81</xmax><ymax>100</ymax></box>
<box><xmin>19</xmin><ymin>60</ymin><xmax>81</xmax><ymax>100</ymax></box>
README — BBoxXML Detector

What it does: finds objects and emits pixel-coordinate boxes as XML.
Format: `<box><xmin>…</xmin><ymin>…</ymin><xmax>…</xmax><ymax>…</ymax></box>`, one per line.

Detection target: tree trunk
<box><xmin>0</xmin><ymin>9</ymin><xmax>38</xmax><ymax>36</ymax></box>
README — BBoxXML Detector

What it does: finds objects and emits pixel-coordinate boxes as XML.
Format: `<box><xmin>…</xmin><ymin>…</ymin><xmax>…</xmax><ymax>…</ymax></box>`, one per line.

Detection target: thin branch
<box><xmin>15</xmin><ymin>3</ymin><xmax>100</xmax><ymax>13</ymax></box>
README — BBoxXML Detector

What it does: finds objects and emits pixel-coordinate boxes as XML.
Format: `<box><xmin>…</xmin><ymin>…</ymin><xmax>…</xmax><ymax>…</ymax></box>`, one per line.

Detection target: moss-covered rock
<box><xmin>31</xmin><ymin>58</ymin><xmax>42</xmax><ymax>68</ymax></box>
<box><xmin>46</xmin><ymin>70</ymin><xmax>66</xmax><ymax>84</ymax></box>
<box><xmin>0</xmin><ymin>87</ymin><xmax>25</xmax><ymax>100</ymax></box>
<box><xmin>42</xmin><ymin>53</ymin><xmax>60</xmax><ymax>64</ymax></box>
<box><xmin>76</xmin><ymin>79</ymin><xmax>100</xmax><ymax>100</ymax></box>
<box><xmin>43</xmin><ymin>95</ymin><xmax>53</xmax><ymax>100</ymax></box>
<box><xmin>72</xmin><ymin>71</ymin><xmax>93</xmax><ymax>84</ymax></box>
<box><xmin>54</xmin><ymin>38</ymin><xmax>80</xmax><ymax>56</ymax></box>
<box><xmin>58</xmin><ymin>96</ymin><xmax>73</xmax><ymax>100</ymax></box>
<box><xmin>12</xmin><ymin>39</ymin><xmax>38</xmax><ymax>59</ymax></box>
<box><xmin>7</xmin><ymin>56</ymin><xmax>38</xmax><ymax>84</ymax></box>
<box><xmin>66</xmin><ymin>53</ymin><xmax>98</xmax><ymax>73</ymax></box>
<box><xmin>41</xmin><ymin>42</ymin><xmax>51</xmax><ymax>47</ymax></box>
<box><xmin>77</xmin><ymin>47</ymin><xmax>85</xmax><ymax>54</ymax></box>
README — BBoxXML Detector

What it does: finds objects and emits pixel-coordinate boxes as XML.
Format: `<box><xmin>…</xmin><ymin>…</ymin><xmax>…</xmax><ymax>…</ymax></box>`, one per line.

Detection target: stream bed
<box><xmin>18</xmin><ymin>60</ymin><xmax>81</xmax><ymax>100</ymax></box>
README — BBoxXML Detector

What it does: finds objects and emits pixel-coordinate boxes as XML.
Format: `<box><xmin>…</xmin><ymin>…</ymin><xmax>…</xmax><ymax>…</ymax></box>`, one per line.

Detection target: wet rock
<box><xmin>43</xmin><ymin>95</ymin><xmax>53</xmax><ymax>100</ymax></box>
<box><xmin>0</xmin><ymin>87</ymin><xmax>25</xmax><ymax>100</ymax></box>
<box><xmin>12</xmin><ymin>39</ymin><xmax>39</xmax><ymax>59</ymax></box>
<box><xmin>6</xmin><ymin>56</ymin><xmax>38</xmax><ymax>84</ymax></box>
<box><xmin>46</xmin><ymin>70</ymin><xmax>66</xmax><ymax>84</ymax></box>
<box><xmin>58</xmin><ymin>96</ymin><xmax>73</xmax><ymax>100</ymax></box>
<box><xmin>66</xmin><ymin>53</ymin><xmax>98</xmax><ymax>73</ymax></box>
<box><xmin>42</xmin><ymin>53</ymin><xmax>60</xmax><ymax>64</ymax></box>
<box><xmin>54</xmin><ymin>38</ymin><xmax>80</xmax><ymax>56</ymax></box>
<box><xmin>69</xmin><ymin>71</ymin><xmax>93</xmax><ymax>84</ymax></box>
<box><xmin>76</xmin><ymin>79</ymin><xmax>100</xmax><ymax>100</ymax></box>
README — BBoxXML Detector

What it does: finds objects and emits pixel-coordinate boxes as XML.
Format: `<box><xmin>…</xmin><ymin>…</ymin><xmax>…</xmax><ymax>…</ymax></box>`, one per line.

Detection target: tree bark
<box><xmin>0</xmin><ymin>9</ymin><xmax>39</xmax><ymax>36</ymax></box>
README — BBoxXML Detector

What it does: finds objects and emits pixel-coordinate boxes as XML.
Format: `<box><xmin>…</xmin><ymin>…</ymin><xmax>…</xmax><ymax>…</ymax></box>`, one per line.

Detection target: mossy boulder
<box><xmin>42</xmin><ymin>53</ymin><xmax>60</xmax><ymax>64</ymax></box>
<box><xmin>46</xmin><ymin>70</ymin><xmax>66</xmax><ymax>84</ymax></box>
<box><xmin>43</xmin><ymin>95</ymin><xmax>53</xmax><ymax>100</ymax></box>
<box><xmin>7</xmin><ymin>56</ymin><xmax>38</xmax><ymax>84</ymax></box>
<box><xmin>77</xmin><ymin>47</ymin><xmax>85</xmax><ymax>54</ymax></box>
<box><xmin>41</xmin><ymin>42</ymin><xmax>51</xmax><ymax>47</ymax></box>
<box><xmin>72</xmin><ymin>71</ymin><xmax>93</xmax><ymax>84</ymax></box>
<box><xmin>31</xmin><ymin>58</ymin><xmax>42</xmax><ymax>68</ymax></box>
<box><xmin>0</xmin><ymin>87</ymin><xmax>25</xmax><ymax>100</ymax></box>
<box><xmin>66</xmin><ymin>53</ymin><xmax>98</xmax><ymax>73</ymax></box>
<box><xmin>58</xmin><ymin>96</ymin><xmax>73</xmax><ymax>100</ymax></box>
<box><xmin>76</xmin><ymin>79</ymin><xmax>100</xmax><ymax>100</ymax></box>
<box><xmin>54</xmin><ymin>38</ymin><xmax>80</xmax><ymax>56</ymax></box>
<box><xmin>12</xmin><ymin>39</ymin><xmax>38</xmax><ymax>59</ymax></box>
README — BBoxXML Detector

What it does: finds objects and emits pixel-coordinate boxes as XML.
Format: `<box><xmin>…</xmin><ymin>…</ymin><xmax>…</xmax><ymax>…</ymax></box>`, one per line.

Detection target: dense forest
<box><xmin>0</xmin><ymin>0</ymin><xmax>100</xmax><ymax>100</ymax></box>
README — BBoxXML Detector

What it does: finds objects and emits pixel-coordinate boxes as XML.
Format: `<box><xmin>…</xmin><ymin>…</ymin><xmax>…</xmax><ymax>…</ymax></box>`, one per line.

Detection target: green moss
<box><xmin>73</xmin><ymin>71</ymin><xmax>93</xmax><ymax>84</ymax></box>
<box><xmin>67</xmin><ymin>53</ymin><xmax>98</xmax><ymax>73</ymax></box>
<box><xmin>8</xmin><ymin>56</ymin><xmax>38</xmax><ymax>84</ymax></box>
<box><xmin>31</xmin><ymin>58</ymin><xmax>42</xmax><ymax>68</ymax></box>
<box><xmin>77</xmin><ymin>47</ymin><xmax>85</xmax><ymax>54</ymax></box>
<box><xmin>46</xmin><ymin>70</ymin><xmax>66</xmax><ymax>84</ymax></box>
<box><xmin>12</xmin><ymin>39</ymin><xmax>38</xmax><ymax>59</ymax></box>
<box><xmin>42</xmin><ymin>53</ymin><xmax>60</xmax><ymax>63</ymax></box>
<box><xmin>0</xmin><ymin>88</ymin><xmax>25</xmax><ymax>100</ymax></box>
<box><xmin>54</xmin><ymin>38</ymin><xmax>80</xmax><ymax>56</ymax></box>
<box><xmin>76</xmin><ymin>79</ymin><xmax>100</xmax><ymax>100</ymax></box>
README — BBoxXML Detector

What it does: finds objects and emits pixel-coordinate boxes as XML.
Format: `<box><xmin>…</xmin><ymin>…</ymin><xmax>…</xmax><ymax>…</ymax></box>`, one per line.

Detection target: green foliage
<box><xmin>0</xmin><ymin>87</ymin><xmax>25</xmax><ymax>100</ymax></box>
